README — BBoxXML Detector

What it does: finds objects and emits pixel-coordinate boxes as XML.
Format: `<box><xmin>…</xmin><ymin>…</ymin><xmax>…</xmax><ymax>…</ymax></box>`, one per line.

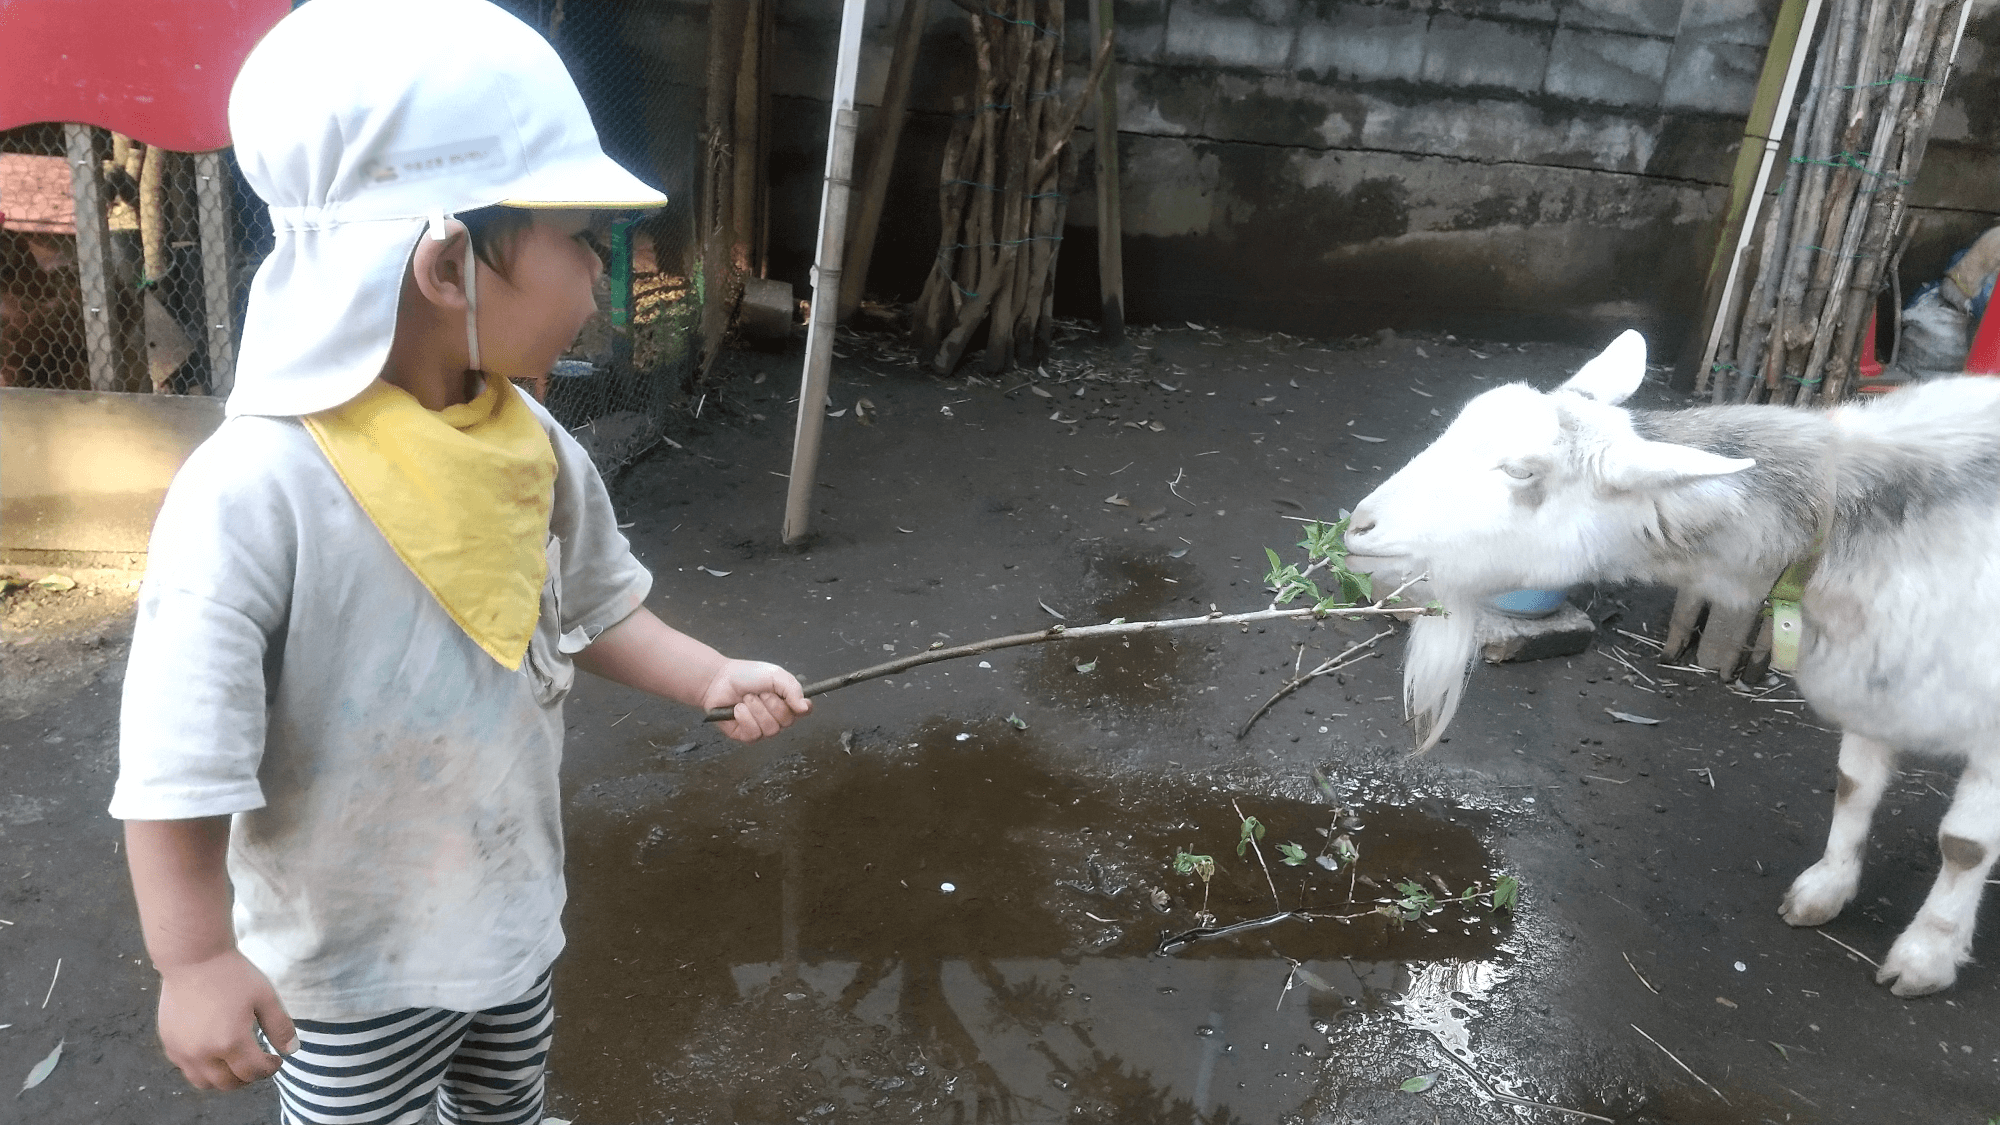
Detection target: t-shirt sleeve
<box><xmin>543</xmin><ymin>413</ymin><xmax>652</xmax><ymax>650</ymax></box>
<box><xmin>109</xmin><ymin>424</ymin><xmax>299</xmax><ymax>821</ymax></box>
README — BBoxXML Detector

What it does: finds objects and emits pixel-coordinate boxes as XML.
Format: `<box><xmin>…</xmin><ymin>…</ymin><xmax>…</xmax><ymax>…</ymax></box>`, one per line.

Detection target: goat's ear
<box><xmin>1558</xmin><ymin>329</ymin><xmax>1647</xmax><ymax>404</ymax></box>
<box><xmin>1602</xmin><ymin>439</ymin><xmax>1756</xmax><ymax>491</ymax></box>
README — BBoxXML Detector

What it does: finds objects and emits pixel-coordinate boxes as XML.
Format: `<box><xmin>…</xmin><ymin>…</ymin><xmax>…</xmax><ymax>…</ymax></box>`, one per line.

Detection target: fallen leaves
<box><xmin>698</xmin><ymin>566</ymin><xmax>733</xmax><ymax>577</ymax></box>
<box><xmin>1103</xmin><ymin>494</ymin><xmax>1130</xmax><ymax>507</ymax></box>
<box><xmin>1605</xmin><ymin>709</ymin><xmax>1662</xmax><ymax>725</ymax></box>
<box><xmin>19</xmin><ymin>1040</ymin><xmax>61</xmax><ymax>1097</ymax></box>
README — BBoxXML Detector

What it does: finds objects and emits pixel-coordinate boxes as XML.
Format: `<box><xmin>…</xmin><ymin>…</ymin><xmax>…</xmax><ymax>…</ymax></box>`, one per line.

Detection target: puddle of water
<box><xmin>552</xmin><ymin>719</ymin><xmax>1513</xmax><ymax>1123</ymax></box>
<box><xmin>1029</xmin><ymin>551</ymin><xmax>1206</xmax><ymax>712</ymax></box>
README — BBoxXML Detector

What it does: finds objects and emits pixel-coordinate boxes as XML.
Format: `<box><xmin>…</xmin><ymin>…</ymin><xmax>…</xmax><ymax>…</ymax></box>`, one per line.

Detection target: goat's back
<box><xmin>1800</xmin><ymin>377</ymin><xmax>2000</xmax><ymax>754</ymax></box>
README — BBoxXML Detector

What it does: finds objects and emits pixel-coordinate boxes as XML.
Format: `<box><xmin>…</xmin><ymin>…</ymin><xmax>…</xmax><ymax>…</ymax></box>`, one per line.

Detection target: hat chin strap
<box><xmin>463</xmin><ymin>235</ymin><xmax>481</xmax><ymax>373</ymax></box>
<box><xmin>429</xmin><ymin>210</ymin><xmax>482</xmax><ymax>373</ymax></box>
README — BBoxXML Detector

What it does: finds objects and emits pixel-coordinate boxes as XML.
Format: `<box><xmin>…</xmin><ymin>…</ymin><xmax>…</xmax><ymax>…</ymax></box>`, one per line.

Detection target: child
<box><xmin>108</xmin><ymin>2</ymin><xmax>809</xmax><ymax>1122</ymax></box>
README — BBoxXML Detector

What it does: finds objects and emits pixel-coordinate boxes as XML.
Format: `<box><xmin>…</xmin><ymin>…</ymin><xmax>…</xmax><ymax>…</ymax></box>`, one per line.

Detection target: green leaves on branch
<box><xmin>1264</xmin><ymin>517</ymin><xmax>1374</xmax><ymax>611</ymax></box>
<box><xmin>1236</xmin><ymin>815</ymin><xmax>1266</xmax><ymax>857</ymax></box>
<box><xmin>1173</xmin><ymin>850</ymin><xmax>1216</xmax><ymax>883</ymax></box>
<box><xmin>1383</xmin><ymin>874</ymin><xmax>1521</xmax><ymax>922</ymax></box>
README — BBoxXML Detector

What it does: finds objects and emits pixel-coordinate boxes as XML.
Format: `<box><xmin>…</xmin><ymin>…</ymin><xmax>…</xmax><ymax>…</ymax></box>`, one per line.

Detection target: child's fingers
<box><xmin>256</xmin><ymin>994</ymin><xmax>300</xmax><ymax>1057</ymax></box>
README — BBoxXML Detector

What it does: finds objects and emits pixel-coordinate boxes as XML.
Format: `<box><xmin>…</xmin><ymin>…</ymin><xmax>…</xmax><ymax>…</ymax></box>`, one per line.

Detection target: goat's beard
<box><xmin>1403</xmin><ymin>591</ymin><xmax>1481</xmax><ymax>752</ymax></box>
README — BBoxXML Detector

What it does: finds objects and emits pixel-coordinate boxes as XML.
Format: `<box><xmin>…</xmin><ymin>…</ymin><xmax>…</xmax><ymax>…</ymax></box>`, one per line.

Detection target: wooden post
<box><xmin>1088</xmin><ymin>0</ymin><xmax>1123</xmax><ymax>343</ymax></box>
<box><xmin>731</xmin><ymin>0</ymin><xmax>765</xmax><ymax>277</ymax></box>
<box><xmin>63</xmin><ymin>125</ymin><xmax>119</xmax><ymax>393</ymax></box>
<box><xmin>782</xmin><ymin>0</ymin><xmax>867</xmax><ymax>546</ymax></box>
<box><xmin>194</xmin><ymin>151</ymin><xmax>236</xmax><ymax>397</ymax></box>
<box><xmin>839</xmin><ymin>0</ymin><xmax>930</xmax><ymax>320</ymax></box>
<box><xmin>698</xmin><ymin>0</ymin><xmax>746</xmax><ymax>379</ymax></box>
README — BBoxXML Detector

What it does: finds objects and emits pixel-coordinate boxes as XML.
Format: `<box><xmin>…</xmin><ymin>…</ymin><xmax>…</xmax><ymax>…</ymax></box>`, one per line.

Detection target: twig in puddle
<box><xmin>1421</xmin><ymin>1029</ymin><xmax>1615</xmax><ymax>1123</ymax></box>
<box><xmin>1630</xmin><ymin>1023</ymin><xmax>1729</xmax><ymax>1104</ymax></box>
<box><xmin>1237</xmin><ymin>630</ymin><xmax>1392</xmax><ymax>740</ymax></box>
<box><xmin>1233</xmin><ymin>799</ymin><xmax>1284</xmax><ymax>912</ymax></box>
<box><xmin>1622</xmin><ymin>951</ymin><xmax>1659</xmax><ymax>995</ymax></box>
<box><xmin>1582</xmin><ymin>775</ymin><xmax>1630</xmax><ymax>785</ymax></box>
<box><xmin>41</xmin><ymin>957</ymin><xmax>60</xmax><ymax>1009</ymax></box>
<box><xmin>702</xmin><ymin>599</ymin><xmax>1434</xmax><ymax>721</ymax></box>
<box><xmin>1816</xmin><ymin>930</ymin><xmax>1880</xmax><ymax>968</ymax></box>
<box><xmin>1167</xmin><ymin>467</ymin><xmax>1196</xmax><ymax>507</ymax></box>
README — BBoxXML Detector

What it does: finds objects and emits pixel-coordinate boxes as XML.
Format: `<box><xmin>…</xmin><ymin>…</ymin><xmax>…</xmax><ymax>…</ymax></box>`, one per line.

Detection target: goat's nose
<box><xmin>1346</xmin><ymin>512</ymin><xmax>1377</xmax><ymax>538</ymax></box>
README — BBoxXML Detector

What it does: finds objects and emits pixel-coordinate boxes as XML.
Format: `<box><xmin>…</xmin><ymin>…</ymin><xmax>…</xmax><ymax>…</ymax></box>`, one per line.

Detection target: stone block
<box><xmin>1544</xmin><ymin>27</ymin><xmax>1673</xmax><ymax>107</ymax></box>
<box><xmin>1420</xmin><ymin>14</ymin><xmax>1554</xmax><ymax>93</ymax></box>
<box><xmin>1674</xmin><ymin>0</ymin><xmax>1775</xmax><ymax>47</ymax></box>
<box><xmin>1163</xmin><ymin>3</ymin><xmax>1299</xmax><ymax>71</ymax></box>
<box><xmin>1478</xmin><ymin>601</ymin><xmax>1596</xmax><ymax>663</ymax></box>
<box><xmin>1294</xmin><ymin>3</ymin><xmax>1429</xmax><ymax>83</ymax></box>
<box><xmin>1660</xmin><ymin>37</ymin><xmax>1762</xmax><ymax>112</ymax></box>
<box><xmin>1557</xmin><ymin>0</ymin><xmax>1682</xmax><ymax>37</ymax></box>
<box><xmin>1433</xmin><ymin>0</ymin><xmax>1560</xmax><ymax>23</ymax></box>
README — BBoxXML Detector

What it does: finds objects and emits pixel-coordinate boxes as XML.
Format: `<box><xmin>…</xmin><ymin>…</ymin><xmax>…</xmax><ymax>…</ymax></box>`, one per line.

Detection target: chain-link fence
<box><xmin>1</xmin><ymin>1</ymin><xmax>709</xmax><ymax>471</ymax></box>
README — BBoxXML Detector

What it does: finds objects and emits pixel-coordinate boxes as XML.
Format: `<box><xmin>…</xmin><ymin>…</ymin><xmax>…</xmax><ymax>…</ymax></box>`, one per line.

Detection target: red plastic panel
<box><xmin>0</xmin><ymin>0</ymin><xmax>290</xmax><ymax>152</ymax></box>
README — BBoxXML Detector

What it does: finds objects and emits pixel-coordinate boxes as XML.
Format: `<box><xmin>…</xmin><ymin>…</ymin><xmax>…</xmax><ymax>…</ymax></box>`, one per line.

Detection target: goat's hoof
<box><xmin>1779</xmin><ymin>863</ymin><xmax>1856</xmax><ymax>926</ymax></box>
<box><xmin>1877</xmin><ymin>921</ymin><xmax>1967</xmax><ymax>997</ymax></box>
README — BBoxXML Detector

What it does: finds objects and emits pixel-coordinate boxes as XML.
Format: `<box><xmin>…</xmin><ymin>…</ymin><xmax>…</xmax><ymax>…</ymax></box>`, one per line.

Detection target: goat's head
<box><xmin>1343</xmin><ymin>330</ymin><xmax>1755</xmax><ymax>750</ymax></box>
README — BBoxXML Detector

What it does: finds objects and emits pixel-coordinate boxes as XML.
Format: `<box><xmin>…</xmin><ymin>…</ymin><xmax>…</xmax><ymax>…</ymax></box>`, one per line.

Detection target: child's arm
<box><xmin>573</xmin><ymin>607</ymin><xmax>809</xmax><ymax>741</ymax></box>
<box><xmin>125</xmin><ymin>818</ymin><xmax>297</xmax><ymax>1090</ymax></box>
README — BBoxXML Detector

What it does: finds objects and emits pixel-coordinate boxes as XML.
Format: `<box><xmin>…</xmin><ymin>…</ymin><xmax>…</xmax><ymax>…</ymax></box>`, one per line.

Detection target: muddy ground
<box><xmin>2</xmin><ymin>326</ymin><xmax>1995</xmax><ymax>1124</ymax></box>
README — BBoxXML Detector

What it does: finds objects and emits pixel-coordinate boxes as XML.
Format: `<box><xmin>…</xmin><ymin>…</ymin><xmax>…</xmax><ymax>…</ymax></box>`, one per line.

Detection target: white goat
<box><xmin>1344</xmin><ymin>331</ymin><xmax>2000</xmax><ymax>996</ymax></box>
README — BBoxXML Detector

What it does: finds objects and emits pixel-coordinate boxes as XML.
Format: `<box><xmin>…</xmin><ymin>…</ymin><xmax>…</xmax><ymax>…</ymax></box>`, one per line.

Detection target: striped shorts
<box><xmin>273</xmin><ymin>970</ymin><xmax>554</xmax><ymax>1125</ymax></box>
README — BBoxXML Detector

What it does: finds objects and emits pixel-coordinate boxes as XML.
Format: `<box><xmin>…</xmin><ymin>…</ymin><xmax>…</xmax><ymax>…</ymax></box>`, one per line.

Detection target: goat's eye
<box><xmin>1502</xmin><ymin>464</ymin><xmax>1535</xmax><ymax>480</ymax></box>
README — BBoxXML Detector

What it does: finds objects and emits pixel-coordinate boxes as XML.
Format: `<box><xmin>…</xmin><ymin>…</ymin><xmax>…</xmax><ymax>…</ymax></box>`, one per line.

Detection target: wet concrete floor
<box><xmin>3</xmin><ymin>325</ymin><xmax>1996</xmax><ymax>1123</ymax></box>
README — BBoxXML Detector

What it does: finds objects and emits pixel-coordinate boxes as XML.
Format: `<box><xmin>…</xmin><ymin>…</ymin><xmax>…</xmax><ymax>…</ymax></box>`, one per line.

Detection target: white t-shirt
<box><xmin>109</xmin><ymin>399</ymin><xmax>650</xmax><ymax>1018</ymax></box>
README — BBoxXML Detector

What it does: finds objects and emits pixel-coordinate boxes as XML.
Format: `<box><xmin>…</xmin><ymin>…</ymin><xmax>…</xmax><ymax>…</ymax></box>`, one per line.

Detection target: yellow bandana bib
<box><xmin>304</xmin><ymin>377</ymin><xmax>558</xmax><ymax>668</ymax></box>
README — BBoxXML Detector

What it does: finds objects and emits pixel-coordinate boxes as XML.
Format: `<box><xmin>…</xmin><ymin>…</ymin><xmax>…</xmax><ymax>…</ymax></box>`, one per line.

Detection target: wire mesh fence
<box><xmin>0</xmin><ymin>0</ymin><xmax>709</xmax><ymax>472</ymax></box>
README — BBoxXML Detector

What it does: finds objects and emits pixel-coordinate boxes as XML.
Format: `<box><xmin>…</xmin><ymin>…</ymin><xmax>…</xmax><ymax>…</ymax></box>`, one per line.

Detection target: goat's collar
<box><xmin>1766</xmin><ymin>428</ymin><xmax>1843</xmax><ymax>675</ymax></box>
<box><xmin>1766</xmin><ymin>536</ymin><xmax>1823</xmax><ymax>674</ymax></box>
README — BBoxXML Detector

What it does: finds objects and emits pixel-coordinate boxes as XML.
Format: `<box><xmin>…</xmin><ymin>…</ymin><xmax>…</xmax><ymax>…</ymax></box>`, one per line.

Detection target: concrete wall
<box><xmin>606</xmin><ymin>0</ymin><xmax>2000</xmax><ymax>351</ymax></box>
<box><xmin>0</xmin><ymin>388</ymin><xmax>222</xmax><ymax>557</ymax></box>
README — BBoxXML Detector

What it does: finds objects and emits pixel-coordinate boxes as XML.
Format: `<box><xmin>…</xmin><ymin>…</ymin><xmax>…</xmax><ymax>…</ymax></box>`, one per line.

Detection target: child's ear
<box><xmin>408</xmin><ymin>224</ymin><xmax>471</xmax><ymax>311</ymax></box>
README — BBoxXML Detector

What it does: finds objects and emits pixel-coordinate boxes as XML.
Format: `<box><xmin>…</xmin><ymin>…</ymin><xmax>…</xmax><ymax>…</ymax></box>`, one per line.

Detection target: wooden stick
<box><xmin>1631</xmin><ymin>1024</ymin><xmax>1730</xmax><ymax>1105</ymax></box>
<box><xmin>1236</xmin><ymin>630</ymin><xmax>1390</xmax><ymax>739</ymax></box>
<box><xmin>703</xmin><ymin>597</ymin><xmax>1432</xmax><ymax>721</ymax></box>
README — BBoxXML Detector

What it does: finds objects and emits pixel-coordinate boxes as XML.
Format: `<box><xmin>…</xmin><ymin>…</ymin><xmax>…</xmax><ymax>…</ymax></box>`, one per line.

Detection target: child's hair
<box><xmin>459</xmin><ymin>205</ymin><xmax>536</xmax><ymax>281</ymax></box>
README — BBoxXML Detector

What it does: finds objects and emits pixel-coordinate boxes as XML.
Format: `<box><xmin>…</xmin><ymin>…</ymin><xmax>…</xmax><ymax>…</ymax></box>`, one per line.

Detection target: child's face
<box><xmin>475</xmin><ymin>210</ymin><xmax>607</xmax><ymax>383</ymax></box>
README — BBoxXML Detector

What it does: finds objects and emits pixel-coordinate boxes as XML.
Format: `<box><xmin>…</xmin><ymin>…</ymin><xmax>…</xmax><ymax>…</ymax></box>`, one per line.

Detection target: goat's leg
<box><xmin>1877</xmin><ymin>760</ymin><xmax>2000</xmax><ymax>997</ymax></box>
<box><xmin>1780</xmin><ymin>732</ymin><xmax>1894</xmax><ymax>926</ymax></box>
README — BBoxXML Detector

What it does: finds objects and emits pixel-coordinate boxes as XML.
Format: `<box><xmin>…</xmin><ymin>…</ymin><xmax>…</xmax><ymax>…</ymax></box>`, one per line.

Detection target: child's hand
<box><xmin>156</xmin><ymin>950</ymin><xmax>297</xmax><ymax>1090</ymax></box>
<box><xmin>701</xmin><ymin>660</ymin><xmax>810</xmax><ymax>742</ymax></box>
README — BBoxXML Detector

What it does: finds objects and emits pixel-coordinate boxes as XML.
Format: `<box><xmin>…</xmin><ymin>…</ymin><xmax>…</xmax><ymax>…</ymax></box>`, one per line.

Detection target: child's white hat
<box><xmin>224</xmin><ymin>0</ymin><xmax>665</xmax><ymax>417</ymax></box>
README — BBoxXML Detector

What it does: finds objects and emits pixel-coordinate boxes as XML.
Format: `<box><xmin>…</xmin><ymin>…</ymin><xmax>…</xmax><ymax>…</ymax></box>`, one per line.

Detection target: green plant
<box><xmin>1236</xmin><ymin>815</ymin><xmax>1267</xmax><ymax>857</ymax></box>
<box><xmin>1264</xmin><ymin>517</ymin><xmax>1375</xmax><ymax>611</ymax></box>
<box><xmin>1381</xmin><ymin>875</ymin><xmax>1521</xmax><ymax>922</ymax></box>
<box><xmin>1276</xmin><ymin>842</ymin><xmax>1309</xmax><ymax>866</ymax></box>
<box><xmin>1173</xmin><ymin>849</ymin><xmax>1217</xmax><ymax>924</ymax></box>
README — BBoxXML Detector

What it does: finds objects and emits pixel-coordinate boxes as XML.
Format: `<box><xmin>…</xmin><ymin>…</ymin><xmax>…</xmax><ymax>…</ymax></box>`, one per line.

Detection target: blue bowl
<box><xmin>1487</xmin><ymin>588</ymin><xmax>1569</xmax><ymax>618</ymax></box>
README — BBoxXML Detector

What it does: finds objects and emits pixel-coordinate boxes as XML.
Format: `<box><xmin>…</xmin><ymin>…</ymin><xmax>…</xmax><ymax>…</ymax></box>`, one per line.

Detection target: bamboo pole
<box><xmin>1799</xmin><ymin>0</ymin><xmax>1937</xmax><ymax>405</ymax></box>
<box><xmin>840</xmin><ymin>0</ymin><xmax>931</xmax><ymax>320</ymax></box>
<box><xmin>1088</xmin><ymin>0</ymin><xmax>1124</xmax><ymax>344</ymax></box>
<box><xmin>1693</xmin><ymin>0</ymin><xmax>1822</xmax><ymax>398</ymax></box>
<box><xmin>781</xmin><ymin>0</ymin><xmax>867</xmax><ymax>545</ymax></box>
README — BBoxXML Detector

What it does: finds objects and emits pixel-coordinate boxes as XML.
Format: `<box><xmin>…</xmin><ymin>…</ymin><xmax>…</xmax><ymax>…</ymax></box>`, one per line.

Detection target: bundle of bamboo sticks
<box><xmin>913</xmin><ymin>0</ymin><xmax>1112</xmax><ymax>374</ymax></box>
<box><xmin>1702</xmin><ymin>0</ymin><xmax>1970</xmax><ymax>405</ymax></box>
